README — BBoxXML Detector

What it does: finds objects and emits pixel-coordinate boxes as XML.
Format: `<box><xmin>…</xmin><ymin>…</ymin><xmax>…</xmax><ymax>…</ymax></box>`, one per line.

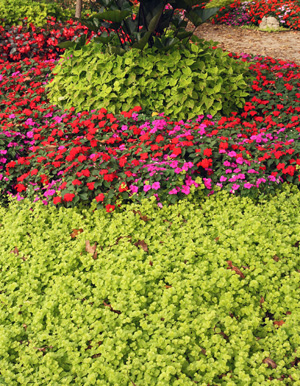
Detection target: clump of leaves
<box><xmin>48</xmin><ymin>39</ymin><xmax>252</xmax><ymax>119</ymax></box>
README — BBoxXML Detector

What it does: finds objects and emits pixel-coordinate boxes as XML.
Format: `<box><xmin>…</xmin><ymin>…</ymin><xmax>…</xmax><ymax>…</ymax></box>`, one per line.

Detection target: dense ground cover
<box><xmin>2</xmin><ymin>189</ymin><xmax>300</xmax><ymax>385</ymax></box>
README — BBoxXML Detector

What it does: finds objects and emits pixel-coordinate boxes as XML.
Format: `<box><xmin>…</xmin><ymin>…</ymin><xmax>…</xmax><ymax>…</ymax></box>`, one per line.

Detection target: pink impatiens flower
<box><xmin>181</xmin><ymin>185</ymin><xmax>190</xmax><ymax>195</ymax></box>
<box><xmin>228</xmin><ymin>151</ymin><xmax>237</xmax><ymax>157</ymax></box>
<box><xmin>152</xmin><ymin>182</ymin><xmax>160</xmax><ymax>190</ymax></box>
<box><xmin>130</xmin><ymin>185</ymin><xmax>138</xmax><ymax>193</ymax></box>
<box><xmin>231</xmin><ymin>184</ymin><xmax>240</xmax><ymax>191</ymax></box>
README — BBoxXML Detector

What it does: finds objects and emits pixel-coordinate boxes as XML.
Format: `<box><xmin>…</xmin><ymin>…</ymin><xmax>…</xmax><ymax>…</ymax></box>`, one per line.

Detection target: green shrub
<box><xmin>48</xmin><ymin>40</ymin><xmax>252</xmax><ymax>119</ymax></box>
<box><xmin>1</xmin><ymin>188</ymin><xmax>300</xmax><ymax>385</ymax></box>
<box><xmin>206</xmin><ymin>0</ymin><xmax>236</xmax><ymax>9</ymax></box>
<box><xmin>0</xmin><ymin>0</ymin><xmax>72</xmax><ymax>27</ymax></box>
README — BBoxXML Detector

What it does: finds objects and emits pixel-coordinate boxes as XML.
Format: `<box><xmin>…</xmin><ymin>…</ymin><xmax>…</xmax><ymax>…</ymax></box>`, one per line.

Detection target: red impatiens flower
<box><xmin>106</xmin><ymin>204</ymin><xmax>115</xmax><ymax>212</ymax></box>
<box><xmin>40</xmin><ymin>174</ymin><xmax>49</xmax><ymax>184</ymax></box>
<box><xmin>203</xmin><ymin>148</ymin><xmax>212</xmax><ymax>157</ymax></box>
<box><xmin>64</xmin><ymin>193</ymin><xmax>75</xmax><ymax>202</ymax></box>
<box><xmin>87</xmin><ymin>182</ymin><xmax>95</xmax><ymax>190</ymax></box>
<box><xmin>119</xmin><ymin>182</ymin><xmax>128</xmax><ymax>192</ymax></box>
<box><xmin>95</xmin><ymin>193</ymin><xmax>105</xmax><ymax>202</ymax></box>
<box><xmin>72</xmin><ymin>179</ymin><xmax>82</xmax><ymax>186</ymax></box>
<box><xmin>60</xmin><ymin>181</ymin><xmax>67</xmax><ymax>190</ymax></box>
<box><xmin>53</xmin><ymin>196</ymin><xmax>62</xmax><ymax>205</ymax></box>
<box><xmin>15</xmin><ymin>184</ymin><xmax>26</xmax><ymax>192</ymax></box>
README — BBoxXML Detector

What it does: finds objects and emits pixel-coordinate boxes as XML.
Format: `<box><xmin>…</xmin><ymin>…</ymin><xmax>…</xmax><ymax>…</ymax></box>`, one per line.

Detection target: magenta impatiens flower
<box><xmin>181</xmin><ymin>185</ymin><xmax>190</xmax><ymax>195</ymax></box>
<box><xmin>169</xmin><ymin>188</ymin><xmax>178</xmax><ymax>195</ymax></box>
<box><xmin>152</xmin><ymin>182</ymin><xmax>160</xmax><ymax>190</ymax></box>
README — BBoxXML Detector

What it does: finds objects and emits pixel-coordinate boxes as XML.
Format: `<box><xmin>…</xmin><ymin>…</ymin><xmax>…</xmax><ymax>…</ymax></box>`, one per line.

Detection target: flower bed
<box><xmin>1</xmin><ymin>51</ymin><xmax>300</xmax><ymax>211</ymax></box>
<box><xmin>0</xmin><ymin>17</ymin><xmax>107</xmax><ymax>62</ymax></box>
<box><xmin>212</xmin><ymin>0</ymin><xmax>300</xmax><ymax>30</ymax></box>
<box><xmin>2</xmin><ymin>9</ymin><xmax>300</xmax><ymax>386</ymax></box>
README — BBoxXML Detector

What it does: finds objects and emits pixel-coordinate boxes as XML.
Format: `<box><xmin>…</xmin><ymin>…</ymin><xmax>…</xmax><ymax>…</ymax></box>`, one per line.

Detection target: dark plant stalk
<box><xmin>113</xmin><ymin>0</ymin><xmax>132</xmax><ymax>44</ymax></box>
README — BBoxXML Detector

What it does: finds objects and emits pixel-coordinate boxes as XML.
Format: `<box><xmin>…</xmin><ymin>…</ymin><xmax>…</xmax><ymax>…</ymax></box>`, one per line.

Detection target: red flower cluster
<box><xmin>0</xmin><ymin>17</ymin><xmax>107</xmax><ymax>62</ymax></box>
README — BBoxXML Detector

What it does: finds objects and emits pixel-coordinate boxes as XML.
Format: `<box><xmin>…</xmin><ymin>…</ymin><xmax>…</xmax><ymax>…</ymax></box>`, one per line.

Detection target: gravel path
<box><xmin>187</xmin><ymin>22</ymin><xmax>300</xmax><ymax>64</ymax></box>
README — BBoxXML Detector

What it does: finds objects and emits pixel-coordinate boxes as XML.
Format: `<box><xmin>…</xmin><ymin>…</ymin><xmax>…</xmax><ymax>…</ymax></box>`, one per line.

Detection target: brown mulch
<box><xmin>187</xmin><ymin>22</ymin><xmax>300</xmax><ymax>65</ymax></box>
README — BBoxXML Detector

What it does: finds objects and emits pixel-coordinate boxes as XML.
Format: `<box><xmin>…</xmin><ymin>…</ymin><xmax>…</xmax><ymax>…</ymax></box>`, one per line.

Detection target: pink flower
<box><xmin>203</xmin><ymin>178</ymin><xmax>212</xmax><ymax>190</ymax></box>
<box><xmin>144</xmin><ymin>185</ymin><xmax>151</xmax><ymax>192</ymax></box>
<box><xmin>44</xmin><ymin>189</ymin><xmax>56</xmax><ymax>197</ymax></box>
<box><xmin>152</xmin><ymin>182</ymin><xmax>160</xmax><ymax>190</ymax></box>
<box><xmin>169</xmin><ymin>188</ymin><xmax>178</xmax><ymax>195</ymax></box>
<box><xmin>231</xmin><ymin>184</ymin><xmax>240</xmax><ymax>191</ymax></box>
<box><xmin>53</xmin><ymin>116</ymin><xmax>62</xmax><ymax>123</ymax></box>
<box><xmin>182</xmin><ymin>162</ymin><xmax>193</xmax><ymax>171</ymax></box>
<box><xmin>228</xmin><ymin>151</ymin><xmax>237</xmax><ymax>157</ymax></box>
<box><xmin>225</xmin><ymin>169</ymin><xmax>232</xmax><ymax>174</ymax></box>
<box><xmin>244</xmin><ymin>182</ymin><xmax>253</xmax><ymax>189</ymax></box>
<box><xmin>220</xmin><ymin>176</ymin><xmax>227</xmax><ymax>182</ymax></box>
<box><xmin>130</xmin><ymin>185</ymin><xmax>138</xmax><ymax>193</ymax></box>
<box><xmin>256</xmin><ymin>178</ymin><xmax>266</xmax><ymax>187</ymax></box>
<box><xmin>26</xmin><ymin>131</ymin><xmax>34</xmax><ymax>138</ymax></box>
<box><xmin>181</xmin><ymin>185</ymin><xmax>190</xmax><ymax>195</ymax></box>
<box><xmin>223</xmin><ymin>161</ymin><xmax>231</xmax><ymax>166</ymax></box>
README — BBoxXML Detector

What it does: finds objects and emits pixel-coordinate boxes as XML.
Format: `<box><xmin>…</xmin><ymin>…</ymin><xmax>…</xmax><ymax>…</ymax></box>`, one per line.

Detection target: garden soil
<box><xmin>188</xmin><ymin>22</ymin><xmax>300</xmax><ymax>65</ymax></box>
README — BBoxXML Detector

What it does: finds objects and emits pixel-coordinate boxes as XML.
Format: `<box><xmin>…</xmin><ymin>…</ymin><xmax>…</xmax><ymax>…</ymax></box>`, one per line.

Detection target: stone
<box><xmin>259</xmin><ymin>16</ymin><xmax>280</xmax><ymax>30</ymax></box>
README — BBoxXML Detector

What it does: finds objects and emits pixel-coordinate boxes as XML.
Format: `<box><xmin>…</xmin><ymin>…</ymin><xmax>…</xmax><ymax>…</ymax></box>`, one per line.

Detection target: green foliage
<box><xmin>0</xmin><ymin>0</ymin><xmax>72</xmax><ymax>27</ymax></box>
<box><xmin>205</xmin><ymin>0</ymin><xmax>235</xmax><ymax>9</ymax></box>
<box><xmin>48</xmin><ymin>40</ymin><xmax>252</xmax><ymax>119</ymax></box>
<box><xmin>239</xmin><ymin>24</ymin><xmax>290</xmax><ymax>32</ymax></box>
<box><xmin>2</xmin><ymin>188</ymin><xmax>300</xmax><ymax>384</ymax></box>
<box><xmin>72</xmin><ymin>0</ymin><xmax>220</xmax><ymax>53</ymax></box>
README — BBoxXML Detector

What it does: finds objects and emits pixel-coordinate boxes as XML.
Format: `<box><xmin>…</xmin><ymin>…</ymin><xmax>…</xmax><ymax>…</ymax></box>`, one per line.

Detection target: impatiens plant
<box><xmin>211</xmin><ymin>0</ymin><xmax>251</xmax><ymax>26</ymax></box>
<box><xmin>0</xmin><ymin>17</ymin><xmax>107</xmax><ymax>62</ymax></box>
